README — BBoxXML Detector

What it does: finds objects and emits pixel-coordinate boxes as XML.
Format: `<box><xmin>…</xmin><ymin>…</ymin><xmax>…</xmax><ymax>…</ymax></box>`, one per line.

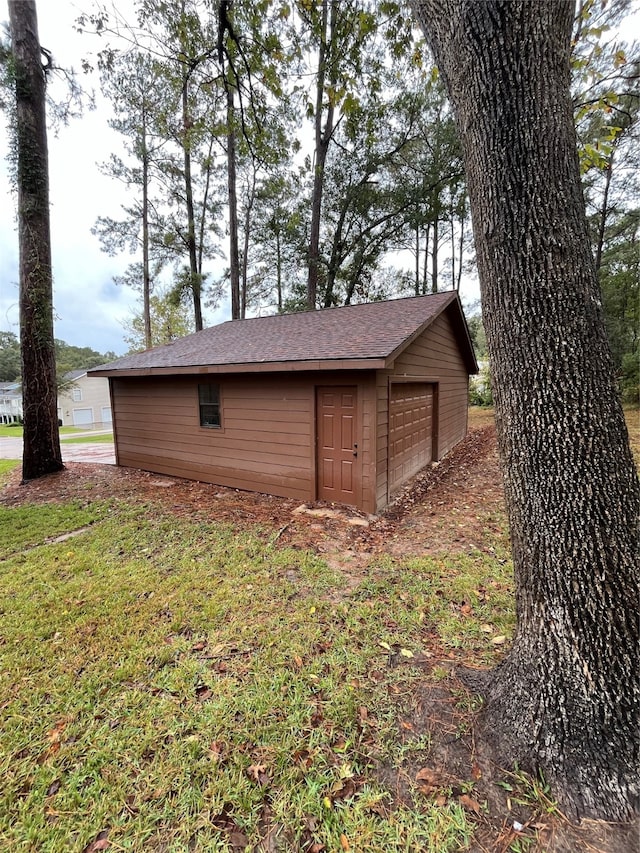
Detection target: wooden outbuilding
<box><xmin>90</xmin><ymin>293</ymin><xmax>477</xmax><ymax>513</ymax></box>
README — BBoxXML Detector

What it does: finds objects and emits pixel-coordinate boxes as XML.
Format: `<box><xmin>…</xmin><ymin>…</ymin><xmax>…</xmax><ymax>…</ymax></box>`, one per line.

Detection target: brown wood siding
<box><xmin>375</xmin><ymin>308</ymin><xmax>469</xmax><ymax>510</ymax></box>
<box><xmin>112</xmin><ymin>375</ymin><xmax>314</xmax><ymax>500</ymax></box>
<box><xmin>111</xmin><ymin>370</ymin><xmax>378</xmax><ymax>511</ymax></box>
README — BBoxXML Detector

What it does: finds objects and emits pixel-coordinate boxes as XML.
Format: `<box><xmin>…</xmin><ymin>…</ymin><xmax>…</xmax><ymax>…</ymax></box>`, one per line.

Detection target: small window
<box><xmin>72</xmin><ymin>388</ymin><xmax>82</xmax><ymax>402</ymax></box>
<box><xmin>198</xmin><ymin>384</ymin><xmax>221</xmax><ymax>428</ymax></box>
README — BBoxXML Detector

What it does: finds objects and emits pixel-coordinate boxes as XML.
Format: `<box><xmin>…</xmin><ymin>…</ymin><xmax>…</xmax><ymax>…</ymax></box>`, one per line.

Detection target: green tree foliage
<box><xmin>0</xmin><ymin>331</ymin><xmax>21</xmax><ymax>380</ymax></box>
<box><xmin>92</xmin><ymin>49</ymin><xmax>169</xmax><ymax>349</ymax></box>
<box><xmin>572</xmin><ymin>0</ymin><xmax>639</xmax><ymax>401</ymax></box>
<box><xmin>122</xmin><ymin>290</ymin><xmax>195</xmax><ymax>353</ymax></box>
<box><xmin>54</xmin><ymin>340</ymin><xmax>117</xmax><ymax>376</ymax></box>
<box><xmin>0</xmin><ymin>332</ymin><xmax>116</xmax><ymax>383</ymax></box>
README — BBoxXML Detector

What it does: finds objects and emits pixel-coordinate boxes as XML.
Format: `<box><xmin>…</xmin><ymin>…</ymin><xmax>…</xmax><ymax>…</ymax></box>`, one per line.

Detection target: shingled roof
<box><xmin>90</xmin><ymin>292</ymin><xmax>477</xmax><ymax>377</ymax></box>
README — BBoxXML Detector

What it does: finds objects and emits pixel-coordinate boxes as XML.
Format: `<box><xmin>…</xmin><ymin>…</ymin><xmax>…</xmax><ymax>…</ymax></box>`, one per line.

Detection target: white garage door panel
<box><xmin>389</xmin><ymin>383</ymin><xmax>433</xmax><ymax>494</ymax></box>
<box><xmin>73</xmin><ymin>408</ymin><xmax>94</xmax><ymax>426</ymax></box>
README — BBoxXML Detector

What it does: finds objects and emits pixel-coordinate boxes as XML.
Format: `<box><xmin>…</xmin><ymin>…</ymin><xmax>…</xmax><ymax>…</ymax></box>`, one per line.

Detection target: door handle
<box><xmin>353</xmin><ymin>443</ymin><xmax>358</xmax><ymax>458</ymax></box>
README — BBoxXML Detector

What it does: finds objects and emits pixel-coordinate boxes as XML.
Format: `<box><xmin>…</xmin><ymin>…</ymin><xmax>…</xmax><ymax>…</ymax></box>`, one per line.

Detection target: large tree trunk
<box><xmin>9</xmin><ymin>0</ymin><xmax>63</xmax><ymax>482</ymax></box>
<box><xmin>411</xmin><ymin>0</ymin><xmax>639</xmax><ymax>821</ymax></box>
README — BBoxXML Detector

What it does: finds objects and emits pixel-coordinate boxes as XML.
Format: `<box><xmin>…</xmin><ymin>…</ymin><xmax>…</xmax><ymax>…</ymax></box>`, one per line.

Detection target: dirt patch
<box><xmin>383</xmin><ymin>666</ymin><xmax>639</xmax><ymax>853</ymax></box>
<box><xmin>0</xmin><ymin>425</ymin><xmax>504</xmax><ymax>569</ymax></box>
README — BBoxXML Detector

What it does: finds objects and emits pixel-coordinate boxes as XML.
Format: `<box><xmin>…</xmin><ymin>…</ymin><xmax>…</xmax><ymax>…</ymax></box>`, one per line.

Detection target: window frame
<box><xmin>72</xmin><ymin>387</ymin><xmax>83</xmax><ymax>402</ymax></box>
<box><xmin>198</xmin><ymin>383</ymin><xmax>222</xmax><ymax>429</ymax></box>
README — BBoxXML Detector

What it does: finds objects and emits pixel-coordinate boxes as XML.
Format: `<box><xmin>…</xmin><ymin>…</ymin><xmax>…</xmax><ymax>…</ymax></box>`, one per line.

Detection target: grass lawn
<box><xmin>2</xmin><ymin>406</ymin><xmax>636</xmax><ymax>852</ymax></box>
<box><xmin>0</xmin><ymin>489</ymin><xmax>514</xmax><ymax>851</ymax></box>
<box><xmin>0</xmin><ymin>426</ymin><xmax>113</xmax><ymax>444</ymax></box>
<box><xmin>0</xmin><ymin>424</ymin><xmax>113</xmax><ymax>441</ymax></box>
<box><xmin>60</xmin><ymin>432</ymin><xmax>114</xmax><ymax>445</ymax></box>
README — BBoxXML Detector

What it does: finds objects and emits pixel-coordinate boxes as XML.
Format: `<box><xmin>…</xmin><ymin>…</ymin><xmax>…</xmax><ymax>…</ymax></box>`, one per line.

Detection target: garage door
<box><xmin>72</xmin><ymin>408</ymin><xmax>94</xmax><ymax>426</ymax></box>
<box><xmin>388</xmin><ymin>383</ymin><xmax>433</xmax><ymax>495</ymax></box>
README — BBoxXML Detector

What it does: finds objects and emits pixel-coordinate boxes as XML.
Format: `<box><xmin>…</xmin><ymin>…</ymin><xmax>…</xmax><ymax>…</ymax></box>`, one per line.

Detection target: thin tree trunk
<box><xmin>182</xmin><ymin>76</ymin><xmax>203</xmax><ymax>331</ymax></box>
<box><xmin>456</xmin><ymin>204</ymin><xmax>464</xmax><ymax>290</ymax></box>
<box><xmin>593</xmin><ymin>141</ymin><xmax>616</xmax><ymax>276</ymax></box>
<box><xmin>226</xmin><ymin>75</ymin><xmax>241</xmax><ymax>320</ymax></box>
<box><xmin>431</xmin><ymin>215</ymin><xmax>438</xmax><ymax>292</ymax></box>
<box><xmin>412</xmin><ymin>0</ymin><xmax>639</xmax><ymax>821</ymax></box>
<box><xmin>241</xmin><ymin>174</ymin><xmax>256</xmax><ymax>320</ymax></box>
<box><xmin>414</xmin><ymin>223</ymin><xmax>420</xmax><ymax>295</ymax></box>
<box><xmin>449</xmin><ymin>203</ymin><xmax>455</xmax><ymax>290</ymax></box>
<box><xmin>275</xmin><ymin>230</ymin><xmax>283</xmax><ymax>312</ymax></box>
<box><xmin>141</xmin><ymin>107</ymin><xmax>152</xmax><ymax>349</ymax></box>
<box><xmin>9</xmin><ymin>0</ymin><xmax>63</xmax><ymax>481</ymax></box>
<box><xmin>422</xmin><ymin>223</ymin><xmax>430</xmax><ymax>294</ymax></box>
<box><xmin>198</xmin><ymin>132</ymin><xmax>216</xmax><ymax>279</ymax></box>
<box><xmin>307</xmin><ymin>0</ymin><xmax>337</xmax><ymax>310</ymax></box>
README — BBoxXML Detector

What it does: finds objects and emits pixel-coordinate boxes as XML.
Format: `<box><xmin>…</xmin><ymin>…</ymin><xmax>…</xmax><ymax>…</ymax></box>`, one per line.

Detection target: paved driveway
<box><xmin>0</xmin><ymin>437</ymin><xmax>115</xmax><ymax>465</ymax></box>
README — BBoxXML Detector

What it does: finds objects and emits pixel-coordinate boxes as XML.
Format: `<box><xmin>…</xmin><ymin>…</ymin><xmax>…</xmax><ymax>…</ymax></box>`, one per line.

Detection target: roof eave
<box><xmin>89</xmin><ymin>356</ymin><xmax>388</xmax><ymax>378</ymax></box>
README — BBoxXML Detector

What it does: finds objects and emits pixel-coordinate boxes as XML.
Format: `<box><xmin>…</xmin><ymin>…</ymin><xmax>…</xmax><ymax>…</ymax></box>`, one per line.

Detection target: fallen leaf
<box><xmin>459</xmin><ymin>793</ymin><xmax>482</xmax><ymax>813</ymax></box>
<box><xmin>228</xmin><ymin>831</ymin><xmax>249</xmax><ymax>849</ymax></box>
<box><xmin>378</xmin><ymin>640</ymin><xmax>391</xmax><ymax>651</ymax></box>
<box><xmin>492</xmin><ymin>635</ymin><xmax>507</xmax><ymax>645</ymax></box>
<box><xmin>415</xmin><ymin>766</ymin><xmax>445</xmax><ymax>793</ymax></box>
<box><xmin>480</xmin><ymin>624</ymin><xmax>493</xmax><ymax>634</ymax></box>
<box><xmin>209</xmin><ymin>741</ymin><xmax>225</xmax><ymax>761</ymax></box>
<box><xmin>191</xmin><ymin>640</ymin><xmax>206</xmax><ymax>651</ymax></box>
<box><xmin>293</xmin><ymin>655</ymin><xmax>303</xmax><ymax>669</ymax></box>
<box><xmin>46</xmin><ymin>779</ymin><xmax>61</xmax><ymax>797</ymax></box>
<box><xmin>82</xmin><ymin>831</ymin><xmax>110</xmax><ymax>853</ymax></box>
<box><xmin>460</xmin><ymin>603</ymin><xmax>473</xmax><ymax>616</ymax></box>
<box><xmin>340</xmin><ymin>834</ymin><xmax>350</xmax><ymax>850</ymax></box>
<box><xmin>399</xmin><ymin>648</ymin><xmax>414</xmax><ymax>658</ymax></box>
<box><xmin>416</xmin><ymin>767</ymin><xmax>440</xmax><ymax>784</ymax></box>
<box><xmin>471</xmin><ymin>762</ymin><xmax>482</xmax><ymax>780</ymax></box>
<box><xmin>246</xmin><ymin>763</ymin><xmax>270</xmax><ymax>786</ymax></box>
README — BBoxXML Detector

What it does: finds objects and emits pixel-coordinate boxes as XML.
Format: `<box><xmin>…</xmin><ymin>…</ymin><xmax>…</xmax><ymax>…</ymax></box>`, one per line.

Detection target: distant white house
<box><xmin>0</xmin><ymin>381</ymin><xmax>23</xmax><ymax>423</ymax></box>
<box><xmin>57</xmin><ymin>370</ymin><xmax>112</xmax><ymax>428</ymax></box>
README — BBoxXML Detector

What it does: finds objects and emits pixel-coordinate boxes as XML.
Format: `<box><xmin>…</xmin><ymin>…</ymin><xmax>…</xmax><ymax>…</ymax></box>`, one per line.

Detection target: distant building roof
<box><xmin>90</xmin><ymin>293</ymin><xmax>478</xmax><ymax>377</ymax></box>
<box><xmin>63</xmin><ymin>370</ymin><xmax>87</xmax><ymax>381</ymax></box>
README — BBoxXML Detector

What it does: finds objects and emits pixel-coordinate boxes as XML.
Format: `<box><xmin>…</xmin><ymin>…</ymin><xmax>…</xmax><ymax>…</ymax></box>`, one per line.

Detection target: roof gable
<box><xmin>90</xmin><ymin>293</ymin><xmax>477</xmax><ymax>376</ymax></box>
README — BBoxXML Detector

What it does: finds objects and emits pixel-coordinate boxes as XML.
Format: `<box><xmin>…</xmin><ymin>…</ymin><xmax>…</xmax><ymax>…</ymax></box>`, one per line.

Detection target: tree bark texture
<box><xmin>225</xmin><ymin>76</ymin><xmax>241</xmax><ymax>321</ymax></box>
<box><xmin>411</xmin><ymin>0</ymin><xmax>639</xmax><ymax>821</ymax></box>
<box><xmin>181</xmin><ymin>75</ymin><xmax>203</xmax><ymax>332</ymax></box>
<box><xmin>141</xmin><ymin>106</ymin><xmax>152</xmax><ymax>350</ymax></box>
<box><xmin>306</xmin><ymin>0</ymin><xmax>337</xmax><ymax>310</ymax></box>
<box><xmin>9</xmin><ymin>0</ymin><xmax>63</xmax><ymax>481</ymax></box>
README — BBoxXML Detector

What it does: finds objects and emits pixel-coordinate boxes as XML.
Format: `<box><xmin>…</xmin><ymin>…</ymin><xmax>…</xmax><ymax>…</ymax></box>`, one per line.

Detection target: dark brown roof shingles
<box><xmin>91</xmin><ymin>292</ymin><xmax>472</xmax><ymax>373</ymax></box>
